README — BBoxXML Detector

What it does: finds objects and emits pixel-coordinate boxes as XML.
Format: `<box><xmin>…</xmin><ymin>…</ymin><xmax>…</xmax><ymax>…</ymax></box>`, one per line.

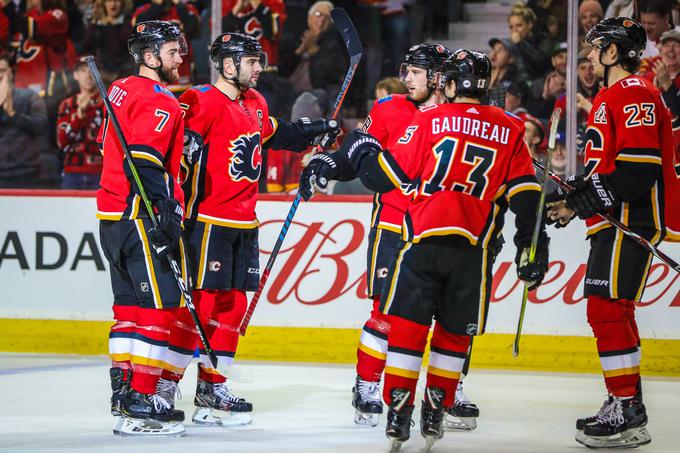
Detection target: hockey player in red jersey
<box><xmin>299</xmin><ymin>50</ymin><xmax>549</xmax><ymax>451</ymax></box>
<box><xmin>343</xmin><ymin>43</ymin><xmax>479</xmax><ymax>431</ymax></box>
<box><xmin>158</xmin><ymin>32</ymin><xmax>338</xmax><ymax>427</ymax></box>
<box><xmin>546</xmin><ymin>17</ymin><xmax>680</xmax><ymax>449</ymax></box>
<box><xmin>97</xmin><ymin>20</ymin><xmax>189</xmax><ymax>436</ymax></box>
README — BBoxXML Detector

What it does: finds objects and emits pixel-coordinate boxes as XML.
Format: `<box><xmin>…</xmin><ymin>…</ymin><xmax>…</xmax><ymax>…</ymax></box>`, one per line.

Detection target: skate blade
<box><xmin>387</xmin><ymin>438</ymin><xmax>404</xmax><ymax>452</ymax></box>
<box><xmin>443</xmin><ymin>413</ymin><xmax>477</xmax><ymax>431</ymax></box>
<box><xmin>117</xmin><ymin>417</ymin><xmax>185</xmax><ymax>437</ymax></box>
<box><xmin>354</xmin><ymin>410</ymin><xmax>379</xmax><ymax>427</ymax></box>
<box><xmin>112</xmin><ymin>416</ymin><xmax>124</xmax><ymax>435</ymax></box>
<box><xmin>424</xmin><ymin>435</ymin><xmax>440</xmax><ymax>452</ymax></box>
<box><xmin>577</xmin><ymin>426</ymin><xmax>652</xmax><ymax>449</ymax></box>
<box><xmin>192</xmin><ymin>407</ymin><xmax>253</xmax><ymax>427</ymax></box>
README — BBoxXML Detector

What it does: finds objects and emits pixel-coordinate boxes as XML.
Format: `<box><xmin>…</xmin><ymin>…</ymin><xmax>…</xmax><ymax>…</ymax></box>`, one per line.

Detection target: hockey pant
<box><xmin>163</xmin><ymin>289</ymin><xmax>247</xmax><ymax>383</ymax></box>
<box><xmin>109</xmin><ymin>305</ymin><xmax>178</xmax><ymax>394</ymax></box>
<box><xmin>383</xmin><ymin>316</ymin><xmax>470</xmax><ymax>407</ymax></box>
<box><xmin>587</xmin><ymin>295</ymin><xmax>641</xmax><ymax>398</ymax></box>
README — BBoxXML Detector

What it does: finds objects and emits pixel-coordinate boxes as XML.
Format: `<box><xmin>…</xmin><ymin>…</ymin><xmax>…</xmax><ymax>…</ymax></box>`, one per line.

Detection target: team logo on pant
<box><xmin>228</xmin><ymin>132</ymin><xmax>262</xmax><ymax>182</ymax></box>
<box><xmin>376</xmin><ymin>267</ymin><xmax>388</xmax><ymax>279</ymax></box>
<box><xmin>208</xmin><ymin>261</ymin><xmax>222</xmax><ymax>272</ymax></box>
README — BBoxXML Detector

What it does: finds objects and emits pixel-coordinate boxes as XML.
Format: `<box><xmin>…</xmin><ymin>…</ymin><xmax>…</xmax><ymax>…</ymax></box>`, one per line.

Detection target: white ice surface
<box><xmin>0</xmin><ymin>354</ymin><xmax>678</xmax><ymax>452</ymax></box>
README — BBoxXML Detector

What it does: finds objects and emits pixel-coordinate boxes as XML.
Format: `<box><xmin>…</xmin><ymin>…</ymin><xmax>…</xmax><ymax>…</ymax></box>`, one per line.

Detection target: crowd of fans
<box><xmin>1</xmin><ymin>0</ymin><xmax>680</xmax><ymax>190</ymax></box>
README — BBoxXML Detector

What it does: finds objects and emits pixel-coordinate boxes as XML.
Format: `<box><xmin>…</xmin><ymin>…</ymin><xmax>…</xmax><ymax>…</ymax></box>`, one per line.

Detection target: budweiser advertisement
<box><xmin>1</xmin><ymin>193</ymin><xmax>679</xmax><ymax>339</ymax></box>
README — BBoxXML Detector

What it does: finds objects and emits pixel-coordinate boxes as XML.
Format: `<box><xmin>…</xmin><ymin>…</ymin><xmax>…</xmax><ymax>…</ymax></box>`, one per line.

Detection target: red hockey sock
<box><xmin>164</xmin><ymin>303</ymin><xmax>201</xmax><ymax>380</ymax></box>
<box><xmin>425</xmin><ymin>323</ymin><xmax>470</xmax><ymax>407</ymax></box>
<box><xmin>130</xmin><ymin>307</ymin><xmax>177</xmax><ymax>394</ymax></box>
<box><xmin>356</xmin><ymin>296</ymin><xmax>390</xmax><ymax>382</ymax></box>
<box><xmin>109</xmin><ymin>305</ymin><xmax>137</xmax><ymax>368</ymax></box>
<box><xmin>587</xmin><ymin>295</ymin><xmax>640</xmax><ymax>397</ymax></box>
<box><xmin>383</xmin><ymin>316</ymin><xmax>429</xmax><ymax>406</ymax></box>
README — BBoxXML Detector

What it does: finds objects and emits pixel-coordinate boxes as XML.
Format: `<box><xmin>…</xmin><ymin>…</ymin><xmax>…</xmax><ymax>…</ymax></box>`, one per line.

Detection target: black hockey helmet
<box><xmin>585</xmin><ymin>16</ymin><xmax>646</xmax><ymax>73</ymax></box>
<box><xmin>128</xmin><ymin>20</ymin><xmax>187</xmax><ymax>66</ymax></box>
<box><xmin>399</xmin><ymin>43</ymin><xmax>452</xmax><ymax>86</ymax></box>
<box><xmin>442</xmin><ymin>49</ymin><xmax>491</xmax><ymax>99</ymax></box>
<box><xmin>210</xmin><ymin>32</ymin><xmax>267</xmax><ymax>75</ymax></box>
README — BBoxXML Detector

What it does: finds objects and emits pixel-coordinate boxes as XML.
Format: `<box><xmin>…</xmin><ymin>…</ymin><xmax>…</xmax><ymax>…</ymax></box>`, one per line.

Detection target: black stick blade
<box><xmin>331</xmin><ymin>8</ymin><xmax>363</xmax><ymax>59</ymax></box>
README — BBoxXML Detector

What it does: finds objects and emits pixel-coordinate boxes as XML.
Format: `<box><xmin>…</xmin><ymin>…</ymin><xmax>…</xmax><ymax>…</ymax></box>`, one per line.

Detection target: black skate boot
<box><xmin>420</xmin><ymin>387</ymin><xmax>446</xmax><ymax>452</ymax></box>
<box><xmin>192</xmin><ymin>378</ymin><xmax>253</xmax><ymax>427</ymax></box>
<box><xmin>156</xmin><ymin>378</ymin><xmax>186</xmax><ymax>422</ymax></box>
<box><xmin>576</xmin><ymin>395</ymin><xmax>651</xmax><ymax>449</ymax></box>
<box><xmin>385</xmin><ymin>388</ymin><xmax>414</xmax><ymax>453</ymax></box>
<box><xmin>352</xmin><ymin>376</ymin><xmax>383</xmax><ymax>427</ymax></box>
<box><xmin>110</xmin><ymin>368</ymin><xmax>130</xmax><ymax>435</ymax></box>
<box><xmin>576</xmin><ymin>396</ymin><xmax>612</xmax><ymax>431</ymax></box>
<box><xmin>444</xmin><ymin>381</ymin><xmax>479</xmax><ymax>431</ymax></box>
<box><xmin>118</xmin><ymin>389</ymin><xmax>185</xmax><ymax>437</ymax></box>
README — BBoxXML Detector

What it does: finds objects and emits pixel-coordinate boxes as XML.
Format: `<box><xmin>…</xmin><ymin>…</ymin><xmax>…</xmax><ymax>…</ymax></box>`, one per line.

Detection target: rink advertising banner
<box><xmin>1</xmin><ymin>191</ymin><xmax>680</xmax><ymax>374</ymax></box>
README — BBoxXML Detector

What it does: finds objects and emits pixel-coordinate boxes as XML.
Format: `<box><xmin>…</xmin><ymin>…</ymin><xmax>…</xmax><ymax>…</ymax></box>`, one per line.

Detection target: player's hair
<box><xmin>375</xmin><ymin>77</ymin><xmax>408</xmax><ymax>96</ymax></box>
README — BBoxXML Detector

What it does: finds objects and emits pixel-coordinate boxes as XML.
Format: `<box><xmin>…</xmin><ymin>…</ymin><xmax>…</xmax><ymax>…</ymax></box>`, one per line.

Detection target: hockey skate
<box><xmin>420</xmin><ymin>387</ymin><xmax>446</xmax><ymax>452</ymax></box>
<box><xmin>110</xmin><ymin>368</ymin><xmax>129</xmax><ymax>435</ymax></box>
<box><xmin>192</xmin><ymin>379</ymin><xmax>253</xmax><ymax>427</ymax></box>
<box><xmin>576</xmin><ymin>396</ymin><xmax>612</xmax><ymax>431</ymax></box>
<box><xmin>118</xmin><ymin>389</ymin><xmax>185</xmax><ymax>437</ymax></box>
<box><xmin>575</xmin><ymin>396</ymin><xmax>651</xmax><ymax>449</ymax></box>
<box><xmin>385</xmin><ymin>388</ymin><xmax>414</xmax><ymax>453</ymax></box>
<box><xmin>156</xmin><ymin>378</ymin><xmax>186</xmax><ymax>422</ymax></box>
<box><xmin>443</xmin><ymin>381</ymin><xmax>478</xmax><ymax>431</ymax></box>
<box><xmin>352</xmin><ymin>376</ymin><xmax>383</xmax><ymax>427</ymax></box>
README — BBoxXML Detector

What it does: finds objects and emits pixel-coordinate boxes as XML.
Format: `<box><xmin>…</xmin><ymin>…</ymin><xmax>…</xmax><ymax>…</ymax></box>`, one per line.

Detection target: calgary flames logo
<box><xmin>623</xmin><ymin>19</ymin><xmax>634</xmax><ymax>27</ymax></box>
<box><xmin>222</xmin><ymin>34</ymin><xmax>231</xmax><ymax>42</ymax></box>
<box><xmin>228</xmin><ymin>132</ymin><xmax>262</xmax><ymax>182</ymax></box>
<box><xmin>136</xmin><ymin>24</ymin><xmax>145</xmax><ymax>33</ymax></box>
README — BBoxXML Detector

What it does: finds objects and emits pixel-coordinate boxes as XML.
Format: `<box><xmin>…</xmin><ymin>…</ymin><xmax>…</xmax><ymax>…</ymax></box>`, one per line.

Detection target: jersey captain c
<box><xmin>583</xmin><ymin>75</ymin><xmax>677</xmax><ymax>239</ymax></box>
<box><xmin>179</xmin><ymin>85</ymin><xmax>276</xmax><ymax>229</ymax></box>
<box><xmin>363</xmin><ymin>94</ymin><xmax>418</xmax><ymax>232</ymax></box>
<box><xmin>96</xmin><ymin>75</ymin><xmax>185</xmax><ymax>220</ymax></box>
<box><xmin>381</xmin><ymin>103</ymin><xmax>540</xmax><ymax>245</ymax></box>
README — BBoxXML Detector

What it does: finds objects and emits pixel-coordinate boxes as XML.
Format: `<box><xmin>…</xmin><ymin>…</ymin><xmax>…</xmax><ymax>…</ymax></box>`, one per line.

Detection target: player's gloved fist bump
<box><xmin>148</xmin><ymin>198</ymin><xmax>183</xmax><ymax>256</ymax></box>
<box><xmin>515</xmin><ymin>237</ymin><xmax>550</xmax><ymax>291</ymax></box>
<box><xmin>294</xmin><ymin>118</ymin><xmax>340</xmax><ymax>146</ymax></box>
<box><xmin>298</xmin><ymin>152</ymin><xmax>340</xmax><ymax>201</ymax></box>
<box><xmin>565</xmin><ymin>173</ymin><xmax>619</xmax><ymax>220</ymax></box>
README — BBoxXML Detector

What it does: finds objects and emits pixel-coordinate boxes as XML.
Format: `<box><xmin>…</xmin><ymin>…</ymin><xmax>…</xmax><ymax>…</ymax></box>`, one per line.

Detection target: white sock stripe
<box><xmin>428</xmin><ymin>351</ymin><xmax>466</xmax><ymax>373</ymax></box>
<box><xmin>164</xmin><ymin>348</ymin><xmax>195</xmax><ymax>371</ymax></box>
<box><xmin>600</xmin><ymin>351</ymin><xmax>641</xmax><ymax>372</ymax></box>
<box><xmin>130</xmin><ymin>339</ymin><xmax>171</xmax><ymax>363</ymax></box>
<box><xmin>386</xmin><ymin>351</ymin><xmax>423</xmax><ymax>372</ymax></box>
<box><xmin>359</xmin><ymin>330</ymin><xmax>388</xmax><ymax>355</ymax></box>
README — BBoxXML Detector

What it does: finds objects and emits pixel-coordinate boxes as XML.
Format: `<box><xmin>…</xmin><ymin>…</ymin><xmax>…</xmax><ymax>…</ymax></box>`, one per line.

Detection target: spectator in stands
<box><xmin>524</xmin><ymin>112</ymin><xmax>545</xmax><ymax>161</ymax></box>
<box><xmin>605</xmin><ymin>0</ymin><xmax>635</xmax><ymax>19</ymax></box>
<box><xmin>579</xmin><ymin>0</ymin><xmax>603</xmax><ymax>48</ymax></box>
<box><xmin>287</xmin><ymin>1</ymin><xmax>348</xmax><ymax>110</ymax></box>
<box><xmin>575</xmin><ymin>48</ymin><xmax>598</xmax><ymax>117</ymax></box>
<box><xmin>527</xmin><ymin>42</ymin><xmax>567</xmax><ymax>120</ymax></box>
<box><xmin>1</xmin><ymin>0</ymin><xmax>16</xmax><ymax>55</ymax></box>
<box><xmin>639</xmin><ymin>0</ymin><xmax>679</xmax><ymax>58</ymax></box>
<box><xmin>550</xmin><ymin>122</ymin><xmax>567</xmax><ymax>178</ymax></box>
<box><xmin>526</xmin><ymin>0</ymin><xmax>566</xmax><ymax>41</ymax></box>
<box><xmin>504</xmin><ymin>79</ymin><xmax>530</xmax><ymax>118</ymax></box>
<box><xmin>487</xmin><ymin>37</ymin><xmax>520</xmax><ymax>106</ymax></box>
<box><xmin>132</xmin><ymin>0</ymin><xmax>200</xmax><ymax>85</ymax></box>
<box><xmin>222</xmin><ymin>0</ymin><xmax>286</xmax><ymax>70</ymax></box>
<box><xmin>374</xmin><ymin>76</ymin><xmax>407</xmax><ymax>99</ymax></box>
<box><xmin>56</xmin><ymin>60</ymin><xmax>104</xmax><ymax>189</ymax></box>
<box><xmin>374</xmin><ymin>0</ymin><xmax>411</xmax><ymax>78</ymax></box>
<box><xmin>507</xmin><ymin>3</ymin><xmax>551</xmax><ymax>80</ymax></box>
<box><xmin>0</xmin><ymin>55</ymin><xmax>49</xmax><ymax>188</ymax></box>
<box><xmin>81</xmin><ymin>0</ymin><xmax>134</xmax><ymax>83</ymax></box>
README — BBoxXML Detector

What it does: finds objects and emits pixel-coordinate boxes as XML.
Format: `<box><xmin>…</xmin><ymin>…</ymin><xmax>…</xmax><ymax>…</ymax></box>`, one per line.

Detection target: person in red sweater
<box><xmin>56</xmin><ymin>60</ymin><xmax>104</xmax><ymax>189</ymax></box>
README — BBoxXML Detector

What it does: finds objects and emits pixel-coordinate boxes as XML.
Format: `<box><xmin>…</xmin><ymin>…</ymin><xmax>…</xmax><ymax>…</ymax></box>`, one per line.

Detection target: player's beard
<box><xmin>238</xmin><ymin>70</ymin><xmax>258</xmax><ymax>89</ymax></box>
<box><xmin>158</xmin><ymin>65</ymin><xmax>180</xmax><ymax>85</ymax></box>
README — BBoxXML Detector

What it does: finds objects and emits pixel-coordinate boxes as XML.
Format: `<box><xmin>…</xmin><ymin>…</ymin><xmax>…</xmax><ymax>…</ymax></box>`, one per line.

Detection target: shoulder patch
<box><xmin>194</xmin><ymin>84</ymin><xmax>212</xmax><ymax>93</ymax></box>
<box><xmin>419</xmin><ymin>104</ymin><xmax>438</xmax><ymax>112</ymax></box>
<box><xmin>377</xmin><ymin>95</ymin><xmax>393</xmax><ymax>104</ymax></box>
<box><xmin>153</xmin><ymin>84</ymin><xmax>174</xmax><ymax>98</ymax></box>
<box><xmin>504</xmin><ymin>111</ymin><xmax>521</xmax><ymax>120</ymax></box>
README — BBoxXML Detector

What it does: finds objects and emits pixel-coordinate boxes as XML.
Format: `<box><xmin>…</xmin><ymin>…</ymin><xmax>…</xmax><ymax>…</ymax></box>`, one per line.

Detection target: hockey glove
<box><xmin>515</xmin><ymin>236</ymin><xmax>550</xmax><ymax>291</ymax></box>
<box><xmin>565</xmin><ymin>173</ymin><xmax>619</xmax><ymax>220</ymax></box>
<box><xmin>298</xmin><ymin>152</ymin><xmax>341</xmax><ymax>201</ymax></box>
<box><xmin>294</xmin><ymin>118</ymin><xmax>340</xmax><ymax>147</ymax></box>
<box><xmin>336</xmin><ymin>129</ymin><xmax>383</xmax><ymax>170</ymax></box>
<box><xmin>545</xmin><ymin>180</ymin><xmax>574</xmax><ymax>229</ymax></box>
<box><xmin>148</xmin><ymin>198</ymin><xmax>183</xmax><ymax>257</ymax></box>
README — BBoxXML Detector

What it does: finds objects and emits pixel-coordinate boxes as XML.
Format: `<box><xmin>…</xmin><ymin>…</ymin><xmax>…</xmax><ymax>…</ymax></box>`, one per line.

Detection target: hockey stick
<box><xmin>513</xmin><ymin>108</ymin><xmax>561</xmax><ymax>357</ymax></box>
<box><xmin>532</xmin><ymin>159</ymin><xmax>680</xmax><ymax>274</ymax></box>
<box><xmin>238</xmin><ymin>7</ymin><xmax>363</xmax><ymax>336</ymax></box>
<box><xmin>84</xmin><ymin>56</ymin><xmax>219</xmax><ymax>369</ymax></box>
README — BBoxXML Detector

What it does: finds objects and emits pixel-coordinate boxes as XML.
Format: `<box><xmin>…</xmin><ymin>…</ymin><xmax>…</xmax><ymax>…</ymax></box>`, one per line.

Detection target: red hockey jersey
<box><xmin>179</xmin><ymin>85</ymin><xmax>276</xmax><ymax>228</ymax></box>
<box><xmin>96</xmin><ymin>76</ymin><xmax>185</xmax><ymax>220</ymax></box>
<box><xmin>363</xmin><ymin>94</ymin><xmax>419</xmax><ymax>232</ymax></box>
<box><xmin>383</xmin><ymin>103</ymin><xmax>539</xmax><ymax>245</ymax></box>
<box><xmin>57</xmin><ymin>91</ymin><xmax>105</xmax><ymax>175</ymax></box>
<box><xmin>583</xmin><ymin>75</ymin><xmax>680</xmax><ymax>241</ymax></box>
<box><xmin>13</xmin><ymin>8</ymin><xmax>75</xmax><ymax>94</ymax></box>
